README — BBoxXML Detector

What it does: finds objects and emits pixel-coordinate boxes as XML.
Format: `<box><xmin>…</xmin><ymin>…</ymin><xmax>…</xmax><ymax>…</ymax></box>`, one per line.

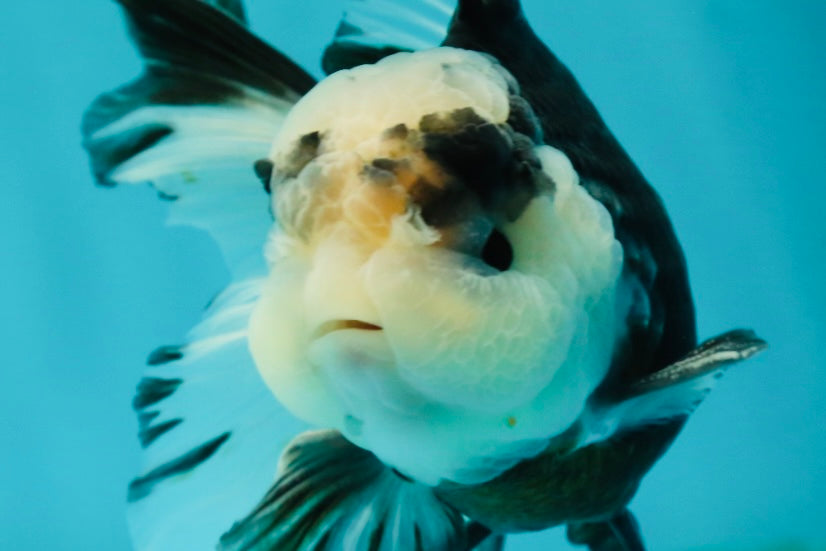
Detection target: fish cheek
<box><xmin>248</xmin><ymin>258</ymin><xmax>345</xmax><ymax>429</ymax></box>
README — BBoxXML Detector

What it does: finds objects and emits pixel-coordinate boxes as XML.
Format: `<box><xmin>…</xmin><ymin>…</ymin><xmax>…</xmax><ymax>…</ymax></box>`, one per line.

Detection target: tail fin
<box><xmin>220</xmin><ymin>430</ymin><xmax>487</xmax><ymax>551</ymax></box>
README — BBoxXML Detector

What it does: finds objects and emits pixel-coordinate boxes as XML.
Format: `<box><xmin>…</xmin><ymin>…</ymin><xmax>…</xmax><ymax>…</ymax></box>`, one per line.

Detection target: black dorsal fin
<box><xmin>443</xmin><ymin>0</ymin><xmax>696</xmax><ymax>383</ymax></box>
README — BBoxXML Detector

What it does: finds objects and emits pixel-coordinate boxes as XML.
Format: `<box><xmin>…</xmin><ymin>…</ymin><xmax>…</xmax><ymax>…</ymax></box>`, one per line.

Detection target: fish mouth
<box><xmin>311</xmin><ymin>319</ymin><xmax>383</xmax><ymax>340</ymax></box>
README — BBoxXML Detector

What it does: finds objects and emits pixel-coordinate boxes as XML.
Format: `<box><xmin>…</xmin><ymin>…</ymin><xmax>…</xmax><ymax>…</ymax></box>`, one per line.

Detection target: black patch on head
<box><xmin>127</xmin><ymin>432</ymin><xmax>231</xmax><ymax>502</ymax></box>
<box><xmin>147</xmin><ymin>345</ymin><xmax>184</xmax><ymax>366</ymax></box>
<box><xmin>254</xmin><ymin>159</ymin><xmax>274</xmax><ymax>193</ymax></box>
<box><xmin>507</xmin><ymin>94</ymin><xmax>543</xmax><ymax>144</ymax></box>
<box><xmin>299</xmin><ymin>131</ymin><xmax>321</xmax><ymax>151</ymax></box>
<box><xmin>133</xmin><ymin>377</ymin><xmax>182</xmax><ymax>410</ymax></box>
<box><xmin>420</xmin><ymin>107</ymin><xmax>487</xmax><ymax>134</ymax></box>
<box><xmin>409</xmin><ymin>177</ymin><xmax>476</xmax><ymax>228</ymax></box>
<box><xmin>420</xmin><ymin>107</ymin><xmax>545</xmax><ymax>222</ymax></box>
<box><xmin>383</xmin><ymin>123</ymin><xmax>409</xmax><ymax>141</ymax></box>
<box><xmin>363</xmin><ymin>162</ymin><xmax>397</xmax><ymax>187</ymax></box>
<box><xmin>279</xmin><ymin>131</ymin><xmax>322</xmax><ymax>180</ymax></box>
<box><xmin>371</xmin><ymin>158</ymin><xmax>401</xmax><ymax>172</ymax></box>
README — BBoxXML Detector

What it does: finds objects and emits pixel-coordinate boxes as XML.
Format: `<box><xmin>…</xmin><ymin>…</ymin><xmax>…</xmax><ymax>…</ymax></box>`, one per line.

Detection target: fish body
<box><xmin>82</xmin><ymin>1</ymin><xmax>766</xmax><ymax>550</ymax></box>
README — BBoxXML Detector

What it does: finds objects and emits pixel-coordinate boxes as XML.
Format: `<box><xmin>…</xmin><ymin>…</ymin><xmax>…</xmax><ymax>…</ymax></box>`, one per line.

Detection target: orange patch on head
<box><xmin>342</xmin><ymin>183</ymin><xmax>408</xmax><ymax>241</ymax></box>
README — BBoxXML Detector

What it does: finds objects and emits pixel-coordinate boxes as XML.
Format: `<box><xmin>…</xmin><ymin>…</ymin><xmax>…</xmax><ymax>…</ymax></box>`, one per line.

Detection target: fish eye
<box><xmin>480</xmin><ymin>228</ymin><xmax>513</xmax><ymax>271</ymax></box>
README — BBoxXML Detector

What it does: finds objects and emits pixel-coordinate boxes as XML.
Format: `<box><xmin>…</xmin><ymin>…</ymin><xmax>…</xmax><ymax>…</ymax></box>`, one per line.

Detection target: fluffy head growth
<box><xmin>248</xmin><ymin>48</ymin><xmax>623</xmax><ymax>485</ymax></box>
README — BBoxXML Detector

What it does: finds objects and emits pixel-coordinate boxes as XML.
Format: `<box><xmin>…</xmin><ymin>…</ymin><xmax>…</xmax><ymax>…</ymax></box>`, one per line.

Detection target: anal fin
<box><xmin>219</xmin><ymin>430</ymin><xmax>469</xmax><ymax>551</ymax></box>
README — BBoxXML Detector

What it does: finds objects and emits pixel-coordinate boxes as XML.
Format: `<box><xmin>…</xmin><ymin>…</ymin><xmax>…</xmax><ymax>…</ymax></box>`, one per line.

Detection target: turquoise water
<box><xmin>1</xmin><ymin>1</ymin><xmax>824</xmax><ymax>549</ymax></box>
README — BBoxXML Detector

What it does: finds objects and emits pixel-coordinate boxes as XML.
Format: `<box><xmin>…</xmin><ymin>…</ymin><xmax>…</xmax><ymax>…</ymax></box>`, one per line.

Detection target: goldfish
<box><xmin>82</xmin><ymin>0</ymin><xmax>766</xmax><ymax>549</ymax></box>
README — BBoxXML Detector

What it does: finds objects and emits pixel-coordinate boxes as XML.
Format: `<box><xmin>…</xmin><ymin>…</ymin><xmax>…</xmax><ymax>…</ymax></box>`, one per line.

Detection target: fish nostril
<box><xmin>312</xmin><ymin>320</ymin><xmax>383</xmax><ymax>340</ymax></box>
<box><xmin>481</xmin><ymin>228</ymin><xmax>513</xmax><ymax>271</ymax></box>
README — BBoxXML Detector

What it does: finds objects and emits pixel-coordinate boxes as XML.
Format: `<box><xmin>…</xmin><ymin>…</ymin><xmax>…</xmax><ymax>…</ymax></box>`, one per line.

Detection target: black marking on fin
<box><xmin>128</xmin><ymin>432</ymin><xmax>231</xmax><ymax>502</ymax></box>
<box><xmin>322</xmin><ymin>20</ymin><xmax>409</xmax><ymax>75</ymax></box>
<box><xmin>86</xmin><ymin>123</ymin><xmax>173</xmax><ymax>187</ymax></box>
<box><xmin>203</xmin><ymin>0</ymin><xmax>247</xmax><ymax>25</ymax></box>
<box><xmin>139</xmin><ymin>417</ymin><xmax>183</xmax><ymax>448</ymax></box>
<box><xmin>567</xmin><ymin>508</ymin><xmax>645</xmax><ymax>551</ymax></box>
<box><xmin>83</xmin><ymin>0</ymin><xmax>315</xmax><ymax>187</ymax></box>
<box><xmin>392</xmin><ymin>468</ymin><xmax>414</xmax><ymax>483</ymax></box>
<box><xmin>147</xmin><ymin>345</ymin><xmax>184</xmax><ymax>366</ymax></box>
<box><xmin>465</xmin><ymin>522</ymin><xmax>494</xmax><ymax>551</ymax></box>
<box><xmin>133</xmin><ymin>377</ymin><xmax>183</xmax><ymax>410</ymax></box>
<box><xmin>137</xmin><ymin>410</ymin><xmax>160</xmax><ymax>435</ymax></box>
<box><xmin>369</xmin><ymin>520</ymin><xmax>386</xmax><ymax>551</ymax></box>
<box><xmin>219</xmin><ymin>430</ymin><xmax>467</xmax><ymax>551</ymax></box>
<box><xmin>472</xmin><ymin>534</ymin><xmax>506</xmax><ymax>551</ymax></box>
<box><xmin>115</xmin><ymin>0</ymin><xmax>314</xmax><ymax>102</ymax></box>
<box><xmin>156</xmin><ymin>190</ymin><xmax>179</xmax><ymax>201</ymax></box>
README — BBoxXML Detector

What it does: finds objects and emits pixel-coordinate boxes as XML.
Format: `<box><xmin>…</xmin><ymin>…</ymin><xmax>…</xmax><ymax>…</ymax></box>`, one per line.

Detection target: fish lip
<box><xmin>311</xmin><ymin>319</ymin><xmax>383</xmax><ymax>341</ymax></box>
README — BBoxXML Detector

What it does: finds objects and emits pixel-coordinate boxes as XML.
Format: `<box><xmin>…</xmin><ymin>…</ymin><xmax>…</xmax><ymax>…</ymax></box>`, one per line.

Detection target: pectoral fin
<box><xmin>582</xmin><ymin>329</ymin><xmax>767</xmax><ymax>445</ymax></box>
<box><xmin>626</xmin><ymin>329</ymin><xmax>767</xmax><ymax>398</ymax></box>
<box><xmin>219</xmin><ymin>430</ymin><xmax>473</xmax><ymax>551</ymax></box>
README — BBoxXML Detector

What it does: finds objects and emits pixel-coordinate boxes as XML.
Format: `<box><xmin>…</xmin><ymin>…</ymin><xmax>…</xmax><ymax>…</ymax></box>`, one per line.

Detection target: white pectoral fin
<box><xmin>322</xmin><ymin>0</ymin><xmax>455</xmax><ymax>74</ymax></box>
<box><xmin>219</xmin><ymin>430</ymin><xmax>476</xmax><ymax>551</ymax></box>
<box><xmin>128</xmin><ymin>279</ymin><xmax>307</xmax><ymax>551</ymax></box>
<box><xmin>82</xmin><ymin>0</ymin><xmax>316</xmax><ymax>277</ymax></box>
<box><xmin>584</xmin><ymin>329</ymin><xmax>767</xmax><ymax>444</ymax></box>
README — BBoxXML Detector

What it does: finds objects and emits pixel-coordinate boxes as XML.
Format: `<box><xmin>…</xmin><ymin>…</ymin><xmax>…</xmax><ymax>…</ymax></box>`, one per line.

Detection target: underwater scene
<box><xmin>2</xmin><ymin>1</ymin><xmax>825</xmax><ymax>550</ymax></box>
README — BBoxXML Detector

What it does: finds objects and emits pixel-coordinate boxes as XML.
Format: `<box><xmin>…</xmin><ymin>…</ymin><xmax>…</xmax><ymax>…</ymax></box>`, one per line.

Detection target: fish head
<box><xmin>248</xmin><ymin>48</ymin><xmax>623</xmax><ymax>484</ymax></box>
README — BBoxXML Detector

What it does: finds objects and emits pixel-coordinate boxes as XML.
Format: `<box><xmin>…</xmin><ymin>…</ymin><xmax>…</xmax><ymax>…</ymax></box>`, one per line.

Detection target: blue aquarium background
<box><xmin>2</xmin><ymin>1</ymin><xmax>824</xmax><ymax>549</ymax></box>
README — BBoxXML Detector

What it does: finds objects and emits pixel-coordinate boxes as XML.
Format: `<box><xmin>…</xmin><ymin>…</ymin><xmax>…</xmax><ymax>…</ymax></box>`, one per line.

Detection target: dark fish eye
<box><xmin>481</xmin><ymin>228</ymin><xmax>513</xmax><ymax>271</ymax></box>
